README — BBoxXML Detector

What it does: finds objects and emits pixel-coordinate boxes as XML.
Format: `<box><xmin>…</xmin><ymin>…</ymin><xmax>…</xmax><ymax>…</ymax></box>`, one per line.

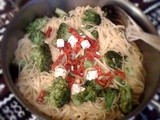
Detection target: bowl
<box><xmin>1</xmin><ymin>0</ymin><xmax>160</xmax><ymax>119</ymax></box>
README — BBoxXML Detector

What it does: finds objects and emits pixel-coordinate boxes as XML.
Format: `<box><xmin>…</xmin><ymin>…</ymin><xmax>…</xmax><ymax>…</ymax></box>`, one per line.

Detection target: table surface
<box><xmin>0</xmin><ymin>0</ymin><xmax>160</xmax><ymax>120</ymax></box>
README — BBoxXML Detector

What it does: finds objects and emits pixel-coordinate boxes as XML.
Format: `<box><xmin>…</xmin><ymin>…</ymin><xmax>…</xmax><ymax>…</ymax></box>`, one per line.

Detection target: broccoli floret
<box><xmin>45</xmin><ymin>77</ymin><xmax>70</xmax><ymax>107</ymax></box>
<box><xmin>119</xmin><ymin>84</ymin><xmax>132</xmax><ymax>113</ymax></box>
<box><xmin>102</xmin><ymin>88</ymin><xmax>118</xmax><ymax>111</ymax></box>
<box><xmin>71</xmin><ymin>91</ymin><xmax>85</xmax><ymax>105</ymax></box>
<box><xmin>85</xmin><ymin>25</ymin><xmax>99</xmax><ymax>39</ymax></box>
<box><xmin>104</xmin><ymin>51</ymin><xmax>123</xmax><ymax>69</ymax></box>
<box><xmin>56</xmin><ymin>23</ymin><xmax>71</xmax><ymax>40</ymax></box>
<box><xmin>71</xmin><ymin>86</ymin><xmax>97</xmax><ymax>105</ymax></box>
<box><xmin>83</xmin><ymin>86</ymin><xmax>97</xmax><ymax>101</ymax></box>
<box><xmin>91</xmin><ymin>30</ymin><xmax>99</xmax><ymax>39</ymax></box>
<box><xmin>26</xmin><ymin>17</ymin><xmax>48</xmax><ymax>33</ymax></box>
<box><xmin>82</xmin><ymin>9</ymin><xmax>101</xmax><ymax>25</ymax></box>
<box><xmin>85</xmin><ymin>80</ymin><xmax>103</xmax><ymax>91</ymax></box>
<box><xmin>31</xmin><ymin>43</ymin><xmax>53</xmax><ymax>72</ymax></box>
<box><xmin>29</xmin><ymin>31</ymin><xmax>45</xmax><ymax>45</ymax></box>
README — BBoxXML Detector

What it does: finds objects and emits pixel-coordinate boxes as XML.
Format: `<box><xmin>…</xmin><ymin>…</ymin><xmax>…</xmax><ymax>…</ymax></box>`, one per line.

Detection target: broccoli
<box><xmin>31</xmin><ymin>43</ymin><xmax>53</xmax><ymax>72</ymax></box>
<box><xmin>115</xmin><ymin>76</ymin><xmax>126</xmax><ymax>85</ymax></box>
<box><xmin>56</xmin><ymin>23</ymin><xmax>71</xmax><ymax>40</ymax></box>
<box><xmin>55</xmin><ymin>8</ymin><xmax>68</xmax><ymax>18</ymax></box>
<box><xmin>85</xmin><ymin>80</ymin><xmax>103</xmax><ymax>91</ymax></box>
<box><xmin>91</xmin><ymin>30</ymin><xmax>99</xmax><ymax>39</ymax></box>
<box><xmin>26</xmin><ymin>17</ymin><xmax>48</xmax><ymax>33</ymax></box>
<box><xmin>83</xmin><ymin>86</ymin><xmax>97</xmax><ymax>101</ymax></box>
<box><xmin>85</xmin><ymin>25</ymin><xmax>99</xmax><ymax>39</ymax></box>
<box><xmin>104</xmin><ymin>51</ymin><xmax>123</xmax><ymax>69</ymax></box>
<box><xmin>29</xmin><ymin>30</ymin><xmax>45</xmax><ymax>45</ymax></box>
<box><xmin>102</xmin><ymin>88</ymin><xmax>118</xmax><ymax>111</ymax></box>
<box><xmin>45</xmin><ymin>77</ymin><xmax>70</xmax><ymax>107</ymax></box>
<box><xmin>82</xmin><ymin>9</ymin><xmax>101</xmax><ymax>25</ymax></box>
<box><xmin>119</xmin><ymin>84</ymin><xmax>132</xmax><ymax>113</ymax></box>
<box><xmin>71</xmin><ymin>86</ymin><xmax>97</xmax><ymax>105</ymax></box>
<box><xmin>71</xmin><ymin>91</ymin><xmax>85</xmax><ymax>105</ymax></box>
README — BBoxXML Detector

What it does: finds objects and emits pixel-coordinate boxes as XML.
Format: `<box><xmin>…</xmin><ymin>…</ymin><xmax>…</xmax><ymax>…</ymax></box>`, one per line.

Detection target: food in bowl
<box><xmin>14</xmin><ymin>6</ymin><xmax>145</xmax><ymax>120</ymax></box>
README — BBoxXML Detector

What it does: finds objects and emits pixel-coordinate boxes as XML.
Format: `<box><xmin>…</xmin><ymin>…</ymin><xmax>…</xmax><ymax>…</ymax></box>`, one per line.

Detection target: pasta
<box><xmin>15</xmin><ymin>6</ymin><xmax>145</xmax><ymax>120</ymax></box>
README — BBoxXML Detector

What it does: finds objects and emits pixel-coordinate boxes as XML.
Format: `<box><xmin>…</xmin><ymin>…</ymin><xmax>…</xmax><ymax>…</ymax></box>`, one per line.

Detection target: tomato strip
<box><xmin>114</xmin><ymin>69</ymin><xmax>125</xmax><ymax>79</ymax></box>
<box><xmin>51</xmin><ymin>54</ymin><xmax>65</xmax><ymax>69</ymax></box>
<box><xmin>37</xmin><ymin>90</ymin><xmax>46</xmax><ymax>104</ymax></box>
<box><xmin>66</xmin><ymin>76</ymin><xmax>75</xmax><ymax>89</ymax></box>
<box><xmin>45</xmin><ymin>26</ymin><xmax>53</xmax><ymax>38</ymax></box>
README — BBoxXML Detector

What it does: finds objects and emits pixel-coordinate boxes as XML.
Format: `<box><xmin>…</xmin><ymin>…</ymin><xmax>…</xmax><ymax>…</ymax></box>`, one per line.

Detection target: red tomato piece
<box><xmin>37</xmin><ymin>90</ymin><xmax>46</xmax><ymax>104</ymax></box>
<box><xmin>95</xmin><ymin>71</ymin><xmax>113</xmax><ymax>88</ymax></box>
<box><xmin>68</xmin><ymin>28</ymin><xmax>81</xmax><ymax>39</ymax></box>
<box><xmin>114</xmin><ymin>69</ymin><xmax>126</xmax><ymax>79</ymax></box>
<box><xmin>45</xmin><ymin>26</ymin><xmax>52</xmax><ymax>38</ymax></box>
<box><xmin>66</xmin><ymin>76</ymin><xmax>75</xmax><ymax>89</ymax></box>
<box><xmin>51</xmin><ymin>54</ymin><xmax>65</xmax><ymax>69</ymax></box>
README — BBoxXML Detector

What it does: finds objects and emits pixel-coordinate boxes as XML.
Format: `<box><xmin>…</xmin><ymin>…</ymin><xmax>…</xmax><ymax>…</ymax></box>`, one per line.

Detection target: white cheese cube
<box><xmin>80</xmin><ymin>40</ymin><xmax>91</xmax><ymax>49</ymax></box>
<box><xmin>56</xmin><ymin>39</ymin><xmax>64</xmax><ymax>48</ymax></box>
<box><xmin>54</xmin><ymin>67</ymin><xmax>67</xmax><ymax>78</ymax></box>
<box><xmin>71</xmin><ymin>83</ymin><xmax>85</xmax><ymax>95</ymax></box>
<box><xmin>68</xmin><ymin>35</ymin><xmax>78</xmax><ymax>48</ymax></box>
<box><xmin>86</xmin><ymin>70</ymin><xmax>98</xmax><ymax>81</ymax></box>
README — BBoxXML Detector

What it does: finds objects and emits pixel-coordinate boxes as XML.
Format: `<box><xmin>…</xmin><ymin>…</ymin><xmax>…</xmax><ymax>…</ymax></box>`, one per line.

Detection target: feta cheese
<box><xmin>54</xmin><ymin>67</ymin><xmax>67</xmax><ymax>78</ymax></box>
<box><xmin>86</xmin><ymin>70</ymin><xmax>98</xmax><ymax>81</ymax></box>
<box><xmin>80</xmin><ymin>40</ymin><xmax>91</xmax><ymax>49</ymax></box>
<box><xmin>56</xmin><ymin>39</ymin><xmax>64</xmax><ymax>48</ymax></box>
<box><xmin>68</xmin><ymin>35</ymin><xmax>78</xmax><ymax>48</ymax></box>
<box><xmin>71</xmin><ymin>83</ymin><xmax>85</xmax><ymax>95</ymax></box>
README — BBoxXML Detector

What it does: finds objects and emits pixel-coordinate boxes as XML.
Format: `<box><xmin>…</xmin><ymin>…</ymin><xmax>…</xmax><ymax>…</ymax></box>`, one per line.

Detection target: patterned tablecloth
<box><xmin>0</xmin><ymin>0</ymin><xmax>160</xmax><ymax>120</ymax></box>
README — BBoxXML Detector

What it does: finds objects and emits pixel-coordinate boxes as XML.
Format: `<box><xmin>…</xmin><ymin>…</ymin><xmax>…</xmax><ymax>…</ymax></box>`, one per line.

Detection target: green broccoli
<box><xmin>45</xmin><ymin>77</ymin><xmax>70</xmax><ymax>107</ymax></box>
<box><xmin>31</xmin><ymin>43</ymin><xmax>53</xmax><ymax>72</ymax></box>
<box><xmin>26</xmin><ymin>17</ymin><xmax>48</xmax><ymax>33</ymax></box>
<box><xmin>56</xmin><ymin>23</ymin><xmax>71</xmax><ymax>40</ymax></box>
<box><xmin>85</xmin><ymin>80</ymin><xmax>103</xmax><ymax>91</ymax></box>
<box><xmin>82</xmin><ymin>9</ymin><xmax>101</xmax><ymax>25</ymax></box>
<box><xmin>83</xmin><ymin>86</ymin><xmax>97</xmax><ymax>101</ymax></box>
<box><xmin>119</xmin><ymin>84</ymin><xmax>132</xmax><ymax>113</ymax></box>
<box><xmin>102</xmin><ymin>88</ymin><xmax>118</xmax><ymax>111</ymax></box>
<box><xmin>104</xmin><ymin>51</ymin><xmax>123</xmax><ymax>69</ymax></box>
<box><xmin>115</xmin><ymin>76</ymin><xmax>126</xmax><ymax>85</ymax></box>
<box><xmin>85</xmin><ymin>25</ymin><xmax>99</xmax><ymax>39</ymax></box>
<box><xmin>91</xmin><ymin>30</ymin><xmax>99</xmax><ymax>39</ymax></box>
<box><xmin>71</xmin><ymin>91</ymin><xmax>85</xmax><ymax>105</ymax></box>
<box><xmin>71</xmin><ymin>86</ymin><xmax>97</xmax><ymax>105</ymax></box>
<box><xmin>29</xmin><ymin>30</ymin><xmax>45</xmax><ymax>45</ymax></box>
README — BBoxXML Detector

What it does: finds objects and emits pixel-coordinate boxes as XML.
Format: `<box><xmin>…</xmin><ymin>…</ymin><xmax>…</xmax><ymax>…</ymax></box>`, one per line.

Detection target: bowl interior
<box><xmin>2</xmin><ymin>0</ymin><xmax>160</xmax><ymax>119</ymax></box>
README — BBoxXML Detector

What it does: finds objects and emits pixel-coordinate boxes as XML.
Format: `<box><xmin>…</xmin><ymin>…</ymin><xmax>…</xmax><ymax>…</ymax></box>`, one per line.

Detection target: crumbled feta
<box><xmin>71</xmin><ymin>83</ymin><xmax>85</xmax><ymax>95</ymax></box>
<box><xmin>86</xmin><ymin>70</ymin><xmax>98</xmax><ymax>81</ymax></box>
<box><xmin>54</xmin><ymin>67</ymin><xmax>67</xmax><ymax>78</ymax></box>
<box><xmin>56</xmin><ymin>39</ymin><xmax>64</xmax><ymax>48</ymax></box>
<box><xmin>80</xmin><ymin>40</ymin><xmax>91</xmax><ymax>49</ymax></box>
<box><xmin>68</xmin><ymin>35</ymin><xmax>78</xmax><ymax>48</ymax></box>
